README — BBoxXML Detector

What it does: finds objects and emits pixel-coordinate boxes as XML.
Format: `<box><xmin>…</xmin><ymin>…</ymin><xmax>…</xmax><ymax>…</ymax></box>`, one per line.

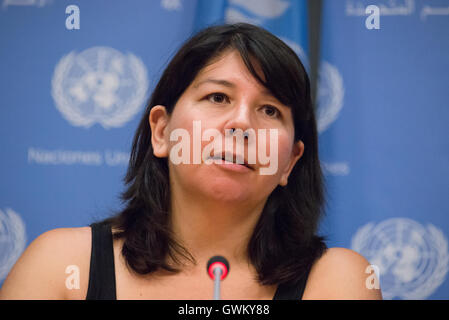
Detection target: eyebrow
<box><xmin>193</xmin><ymin>78</ymin><xmax>272</xmax><ymax>96</ymax></box>
<box><xmin>193</xmin><ymin>78</ymin><xmax>235</xmax><ymax>89</ymax></box>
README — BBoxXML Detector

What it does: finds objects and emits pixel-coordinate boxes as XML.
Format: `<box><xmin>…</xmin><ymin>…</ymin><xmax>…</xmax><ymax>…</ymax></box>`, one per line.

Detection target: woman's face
<box><xmin>150</xmin><ymin>49</ymin><xmax>304</xmax><ymax>205</ymax></box>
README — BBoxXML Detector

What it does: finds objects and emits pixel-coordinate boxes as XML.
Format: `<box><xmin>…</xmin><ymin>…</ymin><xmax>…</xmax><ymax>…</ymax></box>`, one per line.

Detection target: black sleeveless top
<box><xmin>85</xmin><ymin>221</ymin><xmax>312</xmax><ymax>300</ymax></box>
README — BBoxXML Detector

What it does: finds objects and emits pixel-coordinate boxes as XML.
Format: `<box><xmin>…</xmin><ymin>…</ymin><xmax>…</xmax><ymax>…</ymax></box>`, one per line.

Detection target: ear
<box><xmin>148</xmin><ymin>105</ymin><xmax>170</xmax><ymax>158</ymax></box>
<box><xmin>279</xmin><ymin>140</ymin><xmax>304</xmax><ymax>187</ymax></box>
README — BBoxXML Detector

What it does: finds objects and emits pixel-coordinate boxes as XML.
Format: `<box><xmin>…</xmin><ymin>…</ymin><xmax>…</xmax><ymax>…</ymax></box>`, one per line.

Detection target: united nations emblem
<box><xmin>225</xmin><ymin>0</ymin><xmax>291</xmax><ymax>24</ymax></box>
<box><xmin>351</xmin><ymin>218</ymin><xmax>449</xmax><ymax>299</ymax></box>
<box><xmin>316</xmin><ymin>61</ymin><xmax>345</xmax><ymax>133</ymax></box>
<box><xmin>51</xmin><ymin>46</ymin><xmax>148</xmax><ymax>129</ymax></box>
<box><xmin>279</xmin><ymin>37</ymin><xmax>310</xmax><ymax>74</ymax></box>
<box><xmin>0</xmin><ymin>208</ymin><xmax>26</xmax><ymax>281</ymax></box>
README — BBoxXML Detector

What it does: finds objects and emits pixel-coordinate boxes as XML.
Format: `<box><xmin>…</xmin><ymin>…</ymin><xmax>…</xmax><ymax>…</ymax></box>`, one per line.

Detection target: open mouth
<box><xmin>208</xmin><ymin>152</ymin><xmax>254</xmax><ymax>170</ymax></box>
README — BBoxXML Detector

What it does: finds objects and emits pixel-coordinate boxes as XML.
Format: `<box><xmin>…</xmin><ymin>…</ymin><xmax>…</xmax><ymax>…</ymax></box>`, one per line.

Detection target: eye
<box><xmin>262</xmin><ymin>105</ymin><xmax>281</xmax><ymax>118</ymax></box>
<box><xmin>206</xmin><ymin>92</ymin><xmax>230</xmax><ymax>104</ymax></box>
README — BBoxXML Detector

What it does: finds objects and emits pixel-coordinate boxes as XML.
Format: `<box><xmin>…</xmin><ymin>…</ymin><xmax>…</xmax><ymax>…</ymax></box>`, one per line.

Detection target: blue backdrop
<box><xmin>1</xmin><ymin>0</ymin><xmax>448</xmax><ymax>299</ymax></box>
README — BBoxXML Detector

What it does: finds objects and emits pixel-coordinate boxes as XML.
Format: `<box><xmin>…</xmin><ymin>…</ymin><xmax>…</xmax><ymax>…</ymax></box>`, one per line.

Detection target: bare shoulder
<box><xmin>0</xmin><ymin>226</ymin><xmax>92</xmax><ymax>300</ymax></box>
<box><xmin>302</xmin><ymin>247</ymin><xmax>383</xmax><ymax>300</ymax></box>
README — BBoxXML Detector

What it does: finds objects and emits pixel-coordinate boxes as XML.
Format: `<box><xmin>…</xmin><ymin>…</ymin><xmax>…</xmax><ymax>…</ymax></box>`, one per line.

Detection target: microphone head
<box><xmin>207</xmin><ymin>255</ymin><xmax>230</xmax><ymax>281</ymax></box>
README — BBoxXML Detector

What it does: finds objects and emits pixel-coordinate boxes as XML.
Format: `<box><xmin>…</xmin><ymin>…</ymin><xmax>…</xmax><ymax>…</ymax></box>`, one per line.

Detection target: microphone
<box><xmin>207</xmin><ymin>255</ymin><xmax>230</xmax><ymax>300</ymax></box>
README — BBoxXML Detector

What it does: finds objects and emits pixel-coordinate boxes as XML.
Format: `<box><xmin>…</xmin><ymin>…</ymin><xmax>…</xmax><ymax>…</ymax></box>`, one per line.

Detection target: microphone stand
<box><xmin>213</xmin><ymin>267</ymin><xmax>223</xmax><ymax>300</ymax></box>
<box><xmin>207</xmin><ymin>255</ymin><xmax>230</xmax><ymax>300</ymax></box>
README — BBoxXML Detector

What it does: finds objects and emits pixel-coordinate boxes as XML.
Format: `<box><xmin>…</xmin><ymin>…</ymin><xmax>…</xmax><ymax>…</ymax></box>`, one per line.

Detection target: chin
<box><xmin>172</xmin><ymin>165</ymin><xmax>267</xmax><ymax>203</ymax></box>
<box><xmin>205</xmin><ymin>179</ymin><xmax>252</xmax><ymax>203</ymax></box>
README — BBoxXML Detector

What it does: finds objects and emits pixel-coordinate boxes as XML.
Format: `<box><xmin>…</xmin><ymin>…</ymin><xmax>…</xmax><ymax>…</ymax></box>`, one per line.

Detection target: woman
<box><xmin>0</xmin><ymin>23</ymin><xmax>382</xmax><ymax>300</ymax></box>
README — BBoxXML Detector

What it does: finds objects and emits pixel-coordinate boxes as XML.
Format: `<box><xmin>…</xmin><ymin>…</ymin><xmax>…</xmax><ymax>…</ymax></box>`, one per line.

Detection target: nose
<box><xmin>224</xmin><ymin>102</ymin><xmax>254</xmax><ymax>138</ymax></box>
<box><xmin>229</xmin><ymin>128</ymin><xmax>250</xmax><ymax>139</ymax></box>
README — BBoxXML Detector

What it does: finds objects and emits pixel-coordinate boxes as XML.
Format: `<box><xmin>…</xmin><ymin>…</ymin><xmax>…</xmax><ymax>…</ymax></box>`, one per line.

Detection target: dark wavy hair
<box><xmin>101</xmin><ymin>23</ymin><xmax>328</xmax><ymax>287</ymax></box>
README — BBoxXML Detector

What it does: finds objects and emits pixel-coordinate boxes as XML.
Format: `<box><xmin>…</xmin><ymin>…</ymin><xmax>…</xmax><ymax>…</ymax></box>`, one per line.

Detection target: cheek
<box><xmin>277</xmin><ymin>135</ymin><xmax>294</xmax><ymax>171</ymax></box>
<box><xmin>166</xmin><ymin>103</ymin><xmax>215</xmax><ymax>157</ymax></box>
<box><xmin>258</xmin><ymin>129</ymin><xmax>294</xmax><ymax>176</ymax></box>
<box><xmin>166</xmin><ymin>115</ymin><xmax>197</xmax><ymax>163</ymax></box>
<box><xmin>258</xmin><ymin>134</ymin><xmax>294</xmax><ymax>196</ymax></box>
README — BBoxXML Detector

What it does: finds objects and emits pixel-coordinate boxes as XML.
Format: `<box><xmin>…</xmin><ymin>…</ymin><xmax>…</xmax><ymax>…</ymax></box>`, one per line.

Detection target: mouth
<box><xmin>208</xmin><ymin>151</ymin><xmax>254</xmax><ymax>170</ymax></box>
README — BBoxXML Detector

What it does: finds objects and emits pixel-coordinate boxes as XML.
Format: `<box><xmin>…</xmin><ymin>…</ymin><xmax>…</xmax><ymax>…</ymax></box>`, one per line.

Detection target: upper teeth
<box><xmin>210</xmin><ymin>155</ymin><xmax>246</xmax><ymax>166</ymax></box>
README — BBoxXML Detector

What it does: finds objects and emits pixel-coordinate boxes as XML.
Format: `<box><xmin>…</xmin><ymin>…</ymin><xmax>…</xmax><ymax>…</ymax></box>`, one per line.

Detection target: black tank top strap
<box><xmin>85</xmin><ymin>221</ymin><xmax>117</xmax><ymax>300</ymax></box>
<box><xmin>272</xmin><ymin>266</ymin><xmax>312</xmax><ymax>300</ymax></box>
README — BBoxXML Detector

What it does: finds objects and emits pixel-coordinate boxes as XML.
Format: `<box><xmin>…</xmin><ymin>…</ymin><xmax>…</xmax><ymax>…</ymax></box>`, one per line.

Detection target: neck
<box><xmin>169</xmin><ymin>184</ymin><xmax>267</xmax><ymax>273</ymax></box>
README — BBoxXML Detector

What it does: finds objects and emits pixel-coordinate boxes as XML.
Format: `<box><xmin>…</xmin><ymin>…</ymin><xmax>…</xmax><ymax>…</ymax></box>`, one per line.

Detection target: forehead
<box><xmin>192</xmin><ymin>50</ymin><xmax>267</xmax><ymax>89</ymax></box>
